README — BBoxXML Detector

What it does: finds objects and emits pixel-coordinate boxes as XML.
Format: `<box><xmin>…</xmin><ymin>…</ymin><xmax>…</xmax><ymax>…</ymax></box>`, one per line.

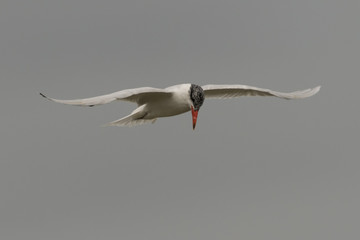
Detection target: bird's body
<box><xmin>40</xmin><ymin>83</ymin><xmax>320</xmax><ymax>129</ymax></box>
<box><xmin>144</xmin><ymin>84</ymin><xmax>193</xmax><ymax>118</ymax></box>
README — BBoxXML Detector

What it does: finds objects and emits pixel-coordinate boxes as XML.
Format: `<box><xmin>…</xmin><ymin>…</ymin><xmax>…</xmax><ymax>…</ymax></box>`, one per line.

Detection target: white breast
<box><xmin>144</xmin><ymin>84</ymin><xmax>191</xmax><ymax>119</ymax></box>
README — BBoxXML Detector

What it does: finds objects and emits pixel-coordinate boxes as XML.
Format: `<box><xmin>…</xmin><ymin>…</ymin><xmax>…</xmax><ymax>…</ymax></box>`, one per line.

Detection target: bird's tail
<box><xmin>104</xmin><ymin>117</ymin><xmax>157</xmax><ymax>127</ymax></box>
<box><xmin>102</xmin><ymin>105</ymin><xmax>157</xmax><ymax>127</ymax></box>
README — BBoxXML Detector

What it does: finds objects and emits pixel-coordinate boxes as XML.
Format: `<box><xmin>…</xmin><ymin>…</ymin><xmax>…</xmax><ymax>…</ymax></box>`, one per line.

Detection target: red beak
<box><xmin>191</xmin><ymin>106</ymin><xmax>199</xmax><ymax>130</ymax></box>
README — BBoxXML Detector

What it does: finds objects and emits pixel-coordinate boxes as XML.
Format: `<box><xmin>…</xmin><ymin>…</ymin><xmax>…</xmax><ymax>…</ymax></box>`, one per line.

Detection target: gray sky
<box><xmin>1</xmin><ymin>0</ymin><xmax>359</xmax><ymax>239</ymax></box>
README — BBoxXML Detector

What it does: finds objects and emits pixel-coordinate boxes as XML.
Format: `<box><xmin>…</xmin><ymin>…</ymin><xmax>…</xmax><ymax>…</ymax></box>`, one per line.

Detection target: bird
<box><xmin>40</xmin><ymin>83</ymin><xmax>320</xmax><ymax>129</ymax></box>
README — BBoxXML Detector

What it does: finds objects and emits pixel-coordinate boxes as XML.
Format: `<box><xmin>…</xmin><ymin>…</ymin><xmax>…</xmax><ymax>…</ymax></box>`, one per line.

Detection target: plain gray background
<box><xmin>1</xmin><ymin>0</ymin><xmax>359</xmax><ymax>239</ymax></box>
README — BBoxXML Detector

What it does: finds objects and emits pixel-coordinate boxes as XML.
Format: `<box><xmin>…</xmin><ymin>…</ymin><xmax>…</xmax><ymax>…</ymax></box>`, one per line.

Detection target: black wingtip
<box><xmin>39</xmin><ymin>93</ymin><xmax>47</xmax><ymax>98</ymax></box>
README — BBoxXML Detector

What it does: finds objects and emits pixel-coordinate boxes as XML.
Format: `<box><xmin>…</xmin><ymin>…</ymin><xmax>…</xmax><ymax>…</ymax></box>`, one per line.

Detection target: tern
<box><xmin>40</xmin><ymin>83</ymin><xmax>320</xmax><ymax>129</ymax></box>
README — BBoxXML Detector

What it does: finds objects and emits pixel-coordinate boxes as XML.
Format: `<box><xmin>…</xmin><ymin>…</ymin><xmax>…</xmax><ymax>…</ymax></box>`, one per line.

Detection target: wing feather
<box><xmin>40</xmin><ymin>87</ymin><xmax>172</xmax><ymax>107</ymax></box>
<box><xmin>202</xmin><ymin>85</ymin><xmax>321</xmax><ymax>100</ymax></box>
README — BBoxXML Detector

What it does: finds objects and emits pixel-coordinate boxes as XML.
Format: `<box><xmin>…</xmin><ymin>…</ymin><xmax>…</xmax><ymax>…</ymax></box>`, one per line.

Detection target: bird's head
<box><xmin>189</xmin><ymin>84</ymin><xmax>205</xmax><ymax>130</ymax></box>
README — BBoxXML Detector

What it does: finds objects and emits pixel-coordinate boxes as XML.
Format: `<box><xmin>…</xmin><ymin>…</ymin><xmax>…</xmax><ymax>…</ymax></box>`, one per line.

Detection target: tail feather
<box><xmin>104</xmin><ymin>117</ymin><xmax>157</xmax><ymax>127</ymax></box>
<box><xmin>105</xmin><ymin>117</ymin><xmax>157</xmax><ymax>127</ymax></box>
<box><xmin>103</xmin><ymin>104</ymin><xmax>157</xmax><ymax>127</ymax></box>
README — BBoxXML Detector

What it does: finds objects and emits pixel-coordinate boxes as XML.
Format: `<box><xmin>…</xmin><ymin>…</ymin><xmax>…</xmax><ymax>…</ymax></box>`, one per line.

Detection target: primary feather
<box><xmin>202</xmin><ymin>85</ymin><xmax>321</xmax><ymax>99</ymax></box>
<box><xmin>40</xmin><ymin>87</ymin><xmax>172</xmax><ymax>107</ymax></box>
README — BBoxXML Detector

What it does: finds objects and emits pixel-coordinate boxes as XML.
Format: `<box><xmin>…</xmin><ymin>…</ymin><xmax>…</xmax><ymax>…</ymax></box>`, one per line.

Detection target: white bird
<box><xmin>40</xmin><ymin>83</ymin><xmax>320</xmax><ymax>129</ymax></box>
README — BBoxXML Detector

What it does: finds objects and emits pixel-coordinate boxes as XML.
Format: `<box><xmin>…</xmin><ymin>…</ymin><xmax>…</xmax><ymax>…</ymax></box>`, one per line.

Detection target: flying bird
<box><xmin>40</xmin><ymin>84</ymin><xmax>320</xmax><ymax>129</ymax></box>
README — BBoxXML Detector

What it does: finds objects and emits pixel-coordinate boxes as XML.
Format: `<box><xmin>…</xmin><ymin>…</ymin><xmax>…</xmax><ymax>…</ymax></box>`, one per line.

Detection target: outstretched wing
<box><xmin>40</xmin><ymin>87</ymin><xmax>173</xmax><ymax>107</ymax></box>
<box><xmin>202</xmin><ymin>84</ymin><xmax>321</xmax><ymax>100</ymax></box>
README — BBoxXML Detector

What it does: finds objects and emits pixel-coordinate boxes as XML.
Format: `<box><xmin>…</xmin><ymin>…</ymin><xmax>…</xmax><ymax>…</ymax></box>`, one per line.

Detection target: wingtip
<box><xmin>39</xmin><ymin>92</ymin><xmax>47</xmax><ymax>98</ymax></box>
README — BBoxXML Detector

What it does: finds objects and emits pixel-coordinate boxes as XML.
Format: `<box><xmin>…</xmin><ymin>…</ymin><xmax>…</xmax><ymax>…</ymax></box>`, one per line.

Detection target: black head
<box><xmin>189</xmin><ymin>84</ymin><xmax>205</xmax><ymax>110</ymax></box>
<box><xmin>189</xmin><ymin>84</ymin><xmax>204</xmax><ymax>130</ymax></box>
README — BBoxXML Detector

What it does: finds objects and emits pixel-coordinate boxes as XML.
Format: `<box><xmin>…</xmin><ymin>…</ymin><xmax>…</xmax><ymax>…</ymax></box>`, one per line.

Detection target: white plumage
<box><xmin>40</xmin><ymin>83</ymin><xmax>320</xmax><ymax>129</ymax></box>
